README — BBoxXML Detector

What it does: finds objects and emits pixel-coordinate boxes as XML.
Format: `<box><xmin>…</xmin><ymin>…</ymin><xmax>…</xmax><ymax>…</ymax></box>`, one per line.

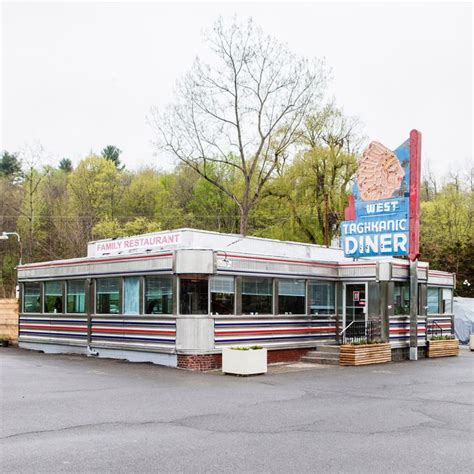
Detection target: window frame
<box><xmin>393</xmin><ymin>281</ymin><xmax>411</xmax><ymax>316</ymax></box>
<box><xmin>23</xmin><ymin>281</ymin><xmax>42</xmax><ymax>314</ymax></box>
<box><xmin>66</xmin><ymin>279</ymin><xmax>87</xmax><ymax>314</ymax></box>
<box><xmin>144</xmin><ymin>275</ymin><xmax>174</xmax><ymax>315</ymax></box>
<box><xmin>123</xmin><ymin>276</ymin><xmax>141</xmax><ymax>316</ymax></box>
<box><xmin>241</xmin><ymin>276</ymin><xmax>274</xmax><ymax>315</ymax></box>
<box><xmin>427</xmin><ymin>286</ymin><xmax>441</xmax><ymax>315</ymax></box>
<box><xmin>308</xmin><ymin>280</ymin><xmax>336</xmax><ymax>316</ymax></box>
<box><xmin>276</xmin><ymin>278</ymin><xmax>306</xmax><ymax>315</ymax></box>
<box><xmin>178</xmin><ymin>275</ymin><xmax>209</xmax><ymax>315</ymax></box>
<box><xmin>209</xmin><ymin>275</ymin><xmax>236</xmax><ymax>315</ymax></box>
<box><xmin>43</xmin><ymin>280</ymin><xmax>64</xmax><ymax>314</ymax></box>
<box><xmin>94</xmin><ymin>277</ymin><xmax>122</xmax><ymax>315</ymax></box>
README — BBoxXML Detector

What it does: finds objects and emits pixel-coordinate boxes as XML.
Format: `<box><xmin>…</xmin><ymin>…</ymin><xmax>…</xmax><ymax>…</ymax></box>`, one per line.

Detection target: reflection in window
<box><xmin>24</xmin><ymin>282</ymin><xmax>41</xmax><ymax>313</ymax></box>
<box><xmin>394</xmin><ymin>282</ymin><xmax>410</xmax><ymax>315</ymax></box>
<box><xmin>210</xmin><ymin>276</ymin><xmax>234</xmax><ymax>315</ymax></box>
<box><xmin>44</xmin><ymin>281</ymin><xmax>63</xmax><ymax>313</ymax></box>
<box><xmin>442</xmin><ymin>288</ymin><xmax>453</xmax><ymax>314</ymax></box>
<box><xmin>180</xmin><ymin>278</ymin><xmax>208</xmax><ymax>315</ymax></box>
<box><xmin>309</xmin><ymin>281</ymin><xmax>335</xmax><ymax>315</ymax></box>
<box><xmin>145</xmin><ymin>276</ymin><xmax>173</xmax><ymax>314</ymax></box>
<box><xmin>96</xmin><ymin>278</ymin><xmax>120</xmax><ymax>314</ymax></box>
<box><xmin>67</xmin><ymin>280</ymin><xmax>85</xmax><ymax>313</ymax></box>
<box><xmin>427</xmin><ymin>287</ymin><xmax>439</xmax><ymax>314</ymax></box>
<box><xmin>124</xmin><ymin>277</ymin><xmax>140</xmax><ymax>315</ymax></box>
<box><xmin>278</xmin><ymin>279</ymin><xmax>305</xmax><ymax>314</ymax></box>
<box><xmin>242</xmin><ymin>277</ymin><xmax>272</xmax><ymax>314</ymax></box>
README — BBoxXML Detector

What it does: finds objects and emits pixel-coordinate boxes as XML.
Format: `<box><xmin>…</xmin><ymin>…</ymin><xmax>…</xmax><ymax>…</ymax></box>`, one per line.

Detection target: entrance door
<box><xmin>343</xmin><ymin>283</ymin><xmax>368</xmax><ymax>341</ymax></box>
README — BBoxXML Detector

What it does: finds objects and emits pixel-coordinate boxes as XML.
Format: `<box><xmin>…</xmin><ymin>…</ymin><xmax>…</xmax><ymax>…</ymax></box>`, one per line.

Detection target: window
<box><xmin>96</xmin><ymin>278</ymin><xmax>120</xmax><ymax>314</ymax></box>
<box><xmin>23</xmin><ymin>282</ymin><xmax>41</xmax><ymax>313</ymax></box>
<box><xmin>278</xmin><ymin>279</ymin><xmax>305</xmax><ymax>314</ymax></box>
<box><xmin>242</xmin><ymin>277</ymin><xmax>272</xmax><ymax>314</ymax></box>
<box><xmin>394</xmin><ymin>282</ymin><xmax>410</xmax><ymax>315</ymax></box>
<box><xmin>67</xmin><ymin>280</ymin><xmax>86</xmax><ymax>313</ymax></box>
<box><xmin>145</xmin><ymin>276</ymin><xmax>173</xmax><ymax>314</ymax></box>
<box><xmin>124</xmin><ymin>277</ymin><xmax>140</xmax><ymax>315</ymax></box>
<box><xmin>309</xmin><ymin>281</ymin><xmax>335</xmax><ymax>315</ymax></box>
<box><xmin>442</xmin><ymin>288</ymin><xmax>453</xmax><ymax>314</ymax></box>
<box><xmin>180</xmin><ymin>277</ymin><xmax>208</xmax><ymax>315</ymax></box>
<box><xmin>427</xmin><ymin>287</ymin><xmax>440</xmax><ymax>314</ymax></box>
<box><xmin>210</xmin><ymin>276</ymin><xmax>234</xmax><ymax>315</ymax></box>
<box><xmin>44</xmin><ymin>281</ymin><xmax>63</xmax><ymax>313</ymax></box>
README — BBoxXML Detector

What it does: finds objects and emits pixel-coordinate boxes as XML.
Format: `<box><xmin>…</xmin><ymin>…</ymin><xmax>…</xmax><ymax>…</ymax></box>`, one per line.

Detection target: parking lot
<box><xmin>1</xmin><ymin>347</ymin><xmax>473</xmax><ymax>473</ymax></box>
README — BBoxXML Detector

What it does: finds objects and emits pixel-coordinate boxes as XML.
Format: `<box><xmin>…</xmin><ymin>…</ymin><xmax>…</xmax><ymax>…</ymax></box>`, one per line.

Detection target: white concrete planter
<box><xmin>222</xmin><ymin>347</ymin><xmax>267</xmax><ymax>375</ymax></box>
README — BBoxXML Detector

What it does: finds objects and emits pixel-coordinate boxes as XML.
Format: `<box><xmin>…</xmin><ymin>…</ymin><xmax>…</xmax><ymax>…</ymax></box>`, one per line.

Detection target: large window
<box><xmin>67</xmin><ymin>280</ymin><xmax>85</xmax><ymax>313</ymax></box>
<box><xmin>394</xmin><ymin>282</ymin><xmax>410</xmax><ymax>315</ymax></box>
<box><xmin>180</xmin><ymin>277</ymin><xmax>208</xmax><ymax>315</ymax></box>
<box><xmin>124</xmin><ymin>277</ymin><xmax>140</xmax><ymax>315</ymax></box>
<box><xmin>96</xmin><ymin>278</ymin><xmax>120</xmax><ymax>314</ymax></box>
<box><xmin>442</xmin><ymin>288</ymin><xmax>453</xmax><ymax>314</ymax></box>
<box><xmin>427</xmin><ymin>287</ymin><xmax>453</xmax><ymax>315</ymax></box>
<box><xmin>278</xmin><ymin>279</ymin><xmax>305</xmax><ymax>314</ymax></box>
<box><xmin>210</xmin><ymin>276</ymin><xmax>234</xmax><ymax>315</ymax></box>
<box><xmin>242</xmin><ymin>277</ymin><xmax>273</xmax><ymax>314</ymax></box>
<box><xmin>23</xmin><ymin>282</ymin><xmax>41</xmax><ymax>313</ymax></box>
<box><xmin>145</xmin><ymin>276</ymin><xmax>173</xmax><ymax>314</ymax></box>
<box><xmin>44</xmin><ymin>281</ymin><xmax>63</xmax><ymax>313</ymax></box>
<box><xmin>427</xmin><ymin>287</ymin><xmax>440</xmax><ymax>314</ymax></box>
<box><xmin>309</xmin><ymin>281</ymin><xmax>335</xmax><ymax>315</ymax></box>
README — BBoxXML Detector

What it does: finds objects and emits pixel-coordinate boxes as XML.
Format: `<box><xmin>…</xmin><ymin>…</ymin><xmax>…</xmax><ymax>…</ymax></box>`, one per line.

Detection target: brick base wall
<box><xmin>177</xmin><ymin>348</ymin><xmax>312</xmax><ymax>371</ymax></box>
<box><xmin>177</xmin><ymin>354</ymin><xmax>222</xmax><ymax>371</ymax></box>
<box><xmin>267</xmin><ymin>348</ymin><xmax>311</xmax><ymax>364</ymax></box>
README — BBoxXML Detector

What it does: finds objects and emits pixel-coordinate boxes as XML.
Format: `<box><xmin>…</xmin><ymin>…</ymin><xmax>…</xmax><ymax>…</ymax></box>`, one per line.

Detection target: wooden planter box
<box><xmin>222</xmin><ymin>347</ymin><xmax>267</xmax><ymax>375</ymax></box>
<box><xmin>427</xmin><ymin>339</ymin><xmax>459</xmax><ymax>358</ymax></box>
<box><xmin>340</xmin><ymin>343</ymin><xmax>391</xmax><ymax>366</ymax></box>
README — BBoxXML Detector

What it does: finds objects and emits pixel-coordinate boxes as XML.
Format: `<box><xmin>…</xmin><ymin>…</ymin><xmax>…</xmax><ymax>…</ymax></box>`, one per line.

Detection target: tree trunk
<box><xmin>239</xmin><ymin>206</ymin><xmax>249</xmax><ymax>235</ymax></box>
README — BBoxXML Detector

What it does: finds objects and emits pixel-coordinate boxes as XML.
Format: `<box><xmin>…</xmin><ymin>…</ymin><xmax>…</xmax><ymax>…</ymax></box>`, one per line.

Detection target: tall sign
<box><xmin>342</xmin><ymin>130</ymin><xmax>421</xmax><ymax>260</ymax></box>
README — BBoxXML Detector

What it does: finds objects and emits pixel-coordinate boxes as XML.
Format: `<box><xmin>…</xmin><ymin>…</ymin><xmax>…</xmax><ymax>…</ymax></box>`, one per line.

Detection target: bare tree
<box><xmin>152</xmin><ymin>18</ymin><xmax>328</xmax><ymax>234</ymax></box>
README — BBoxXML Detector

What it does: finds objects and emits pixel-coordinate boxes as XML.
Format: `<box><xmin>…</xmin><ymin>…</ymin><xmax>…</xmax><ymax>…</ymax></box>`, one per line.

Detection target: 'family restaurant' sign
<box><xmin>89</xmin><ymin>232</ymin><xmax>182</xmax><ymax>257</ymax></box>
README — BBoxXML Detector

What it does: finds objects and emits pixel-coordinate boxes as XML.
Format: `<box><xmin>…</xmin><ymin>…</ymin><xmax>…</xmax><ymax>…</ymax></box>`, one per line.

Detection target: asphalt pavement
<box><xmin>1</xmin><ymin>346</ymin><xmax>473</xmax><ymax>473</ymax></box>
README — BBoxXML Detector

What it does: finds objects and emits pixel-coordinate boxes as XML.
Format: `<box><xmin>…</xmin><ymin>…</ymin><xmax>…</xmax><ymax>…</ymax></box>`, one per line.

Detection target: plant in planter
<box><xmin>0</xmin><ymin>336</ymin><xmax>10</xmax><ymax>347</ymax></box>
<box><xmin>340</xmin><ymin>339</ymin><xmax>391</xmax><ymax>366</ymax></box>
<box><xmin>222</xmin><ymin>346</ymin><xmax>267</xmax><ymax>376</ymax></box>
<box><xmin>427</xmin><ymin>335</ymin><xmax>459</xmax><ymax>358</ymax></box>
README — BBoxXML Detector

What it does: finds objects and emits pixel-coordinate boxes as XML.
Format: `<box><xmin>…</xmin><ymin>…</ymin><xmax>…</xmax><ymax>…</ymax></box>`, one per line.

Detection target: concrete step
<box><xmin>314</xmin><ymin>345</ymin><xmax>340</xmax><ymax>354</ymax></box>
<box><xmin>301</xmin><ymin>345</ymin><xmax>341</xmax><ymax>365</ymax></box>
<box><xmin>300</xmin><ymin>355</ymin><xmax>340</xmax><ymax>365</ymax></box>
<box><xmin>305</xmin><ymin>351</ymin><xmax>339</xmax><ymax>359</ymax></box>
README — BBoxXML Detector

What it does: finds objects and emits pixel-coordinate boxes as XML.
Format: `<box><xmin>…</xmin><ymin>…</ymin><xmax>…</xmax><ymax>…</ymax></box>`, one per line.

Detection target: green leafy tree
<box><xmin>0</xmin><ymin>151</ymin><xmax>22</xmax><ymax>180</ymax></box>
<box><xmin>69</xmin><ymin>155</ymin><xmax>128</xmax><ymax>249</ymax></box>
<box><xmin>255</xmin><ymin>106</ymin><xmax>359</xmax><ymax>244</ymax></box>
<box><xmin>101</xmin><ymin>145</ymin><xmax>124</xmax><ymax>170</ymax></box>
<box><xmin>58</xmin><ymin>158</ymin><xmax>73</xmax><ymax>172</ymax></box>
<box><xmin>420</xmin><ymin>171</ymin><xmax>473</xmax><ymax>296</ymax></box>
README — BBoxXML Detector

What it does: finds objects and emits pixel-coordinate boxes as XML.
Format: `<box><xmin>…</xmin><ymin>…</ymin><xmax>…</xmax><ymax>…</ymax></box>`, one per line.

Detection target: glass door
<box><xmin>343</xmin><ymin>283</ymin><xmax>368</xmax><ymax>341</ymax></box>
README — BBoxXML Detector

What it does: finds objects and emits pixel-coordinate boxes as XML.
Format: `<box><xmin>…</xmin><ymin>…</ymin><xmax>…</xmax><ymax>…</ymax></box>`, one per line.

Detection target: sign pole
<box><xmin>409</xmin><ymin>130</ymin><xmax>422</xmax><ymax>360</ymax></box>
<box><xmin>409</xmin><ymin>260</ymin><xmax>418</xmax><ymax>360</ymax></box>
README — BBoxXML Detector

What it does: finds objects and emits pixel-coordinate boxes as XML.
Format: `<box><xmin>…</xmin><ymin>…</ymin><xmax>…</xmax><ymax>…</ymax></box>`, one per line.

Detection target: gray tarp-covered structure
<box><xmin>453</xmin><ymin>297</ymin><xmax>474</xmax><ymax>343</ymax></box>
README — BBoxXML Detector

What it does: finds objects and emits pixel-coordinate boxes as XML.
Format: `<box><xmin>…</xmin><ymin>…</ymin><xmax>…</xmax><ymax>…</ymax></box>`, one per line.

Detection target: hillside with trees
<box><xmin>0</xmin><ymin>19</ymin><xmax>472</xmax><ymax>298</ymax></box>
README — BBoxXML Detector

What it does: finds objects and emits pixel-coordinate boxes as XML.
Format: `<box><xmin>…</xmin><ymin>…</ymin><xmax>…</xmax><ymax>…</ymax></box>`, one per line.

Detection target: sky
<box><xmin>1</xmin><ymin>1</ymin><xmax>472</xmax><ymax>179</ymax></box>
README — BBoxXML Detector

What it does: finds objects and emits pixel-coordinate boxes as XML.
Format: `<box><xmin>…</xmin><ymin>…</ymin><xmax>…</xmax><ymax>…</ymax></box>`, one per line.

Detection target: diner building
<box><xmin>17</xmin><ymin>228</ymin><xmax>455</xmax><ymax>369</ymax></box>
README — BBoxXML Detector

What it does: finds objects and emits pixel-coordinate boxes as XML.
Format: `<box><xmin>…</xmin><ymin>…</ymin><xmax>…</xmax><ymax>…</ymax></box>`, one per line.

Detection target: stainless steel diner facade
<box><xmin>17</xmin><ymin>229</ymin><xmax>455</xmax><ymax>369</ymax></box>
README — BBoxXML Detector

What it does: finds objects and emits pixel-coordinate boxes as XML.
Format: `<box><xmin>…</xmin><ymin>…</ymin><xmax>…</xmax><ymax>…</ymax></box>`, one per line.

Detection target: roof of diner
<box><xmin>18</xmin><ymin>228</ymin><xmax>427</xmax><ymax>270</ymax></box>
